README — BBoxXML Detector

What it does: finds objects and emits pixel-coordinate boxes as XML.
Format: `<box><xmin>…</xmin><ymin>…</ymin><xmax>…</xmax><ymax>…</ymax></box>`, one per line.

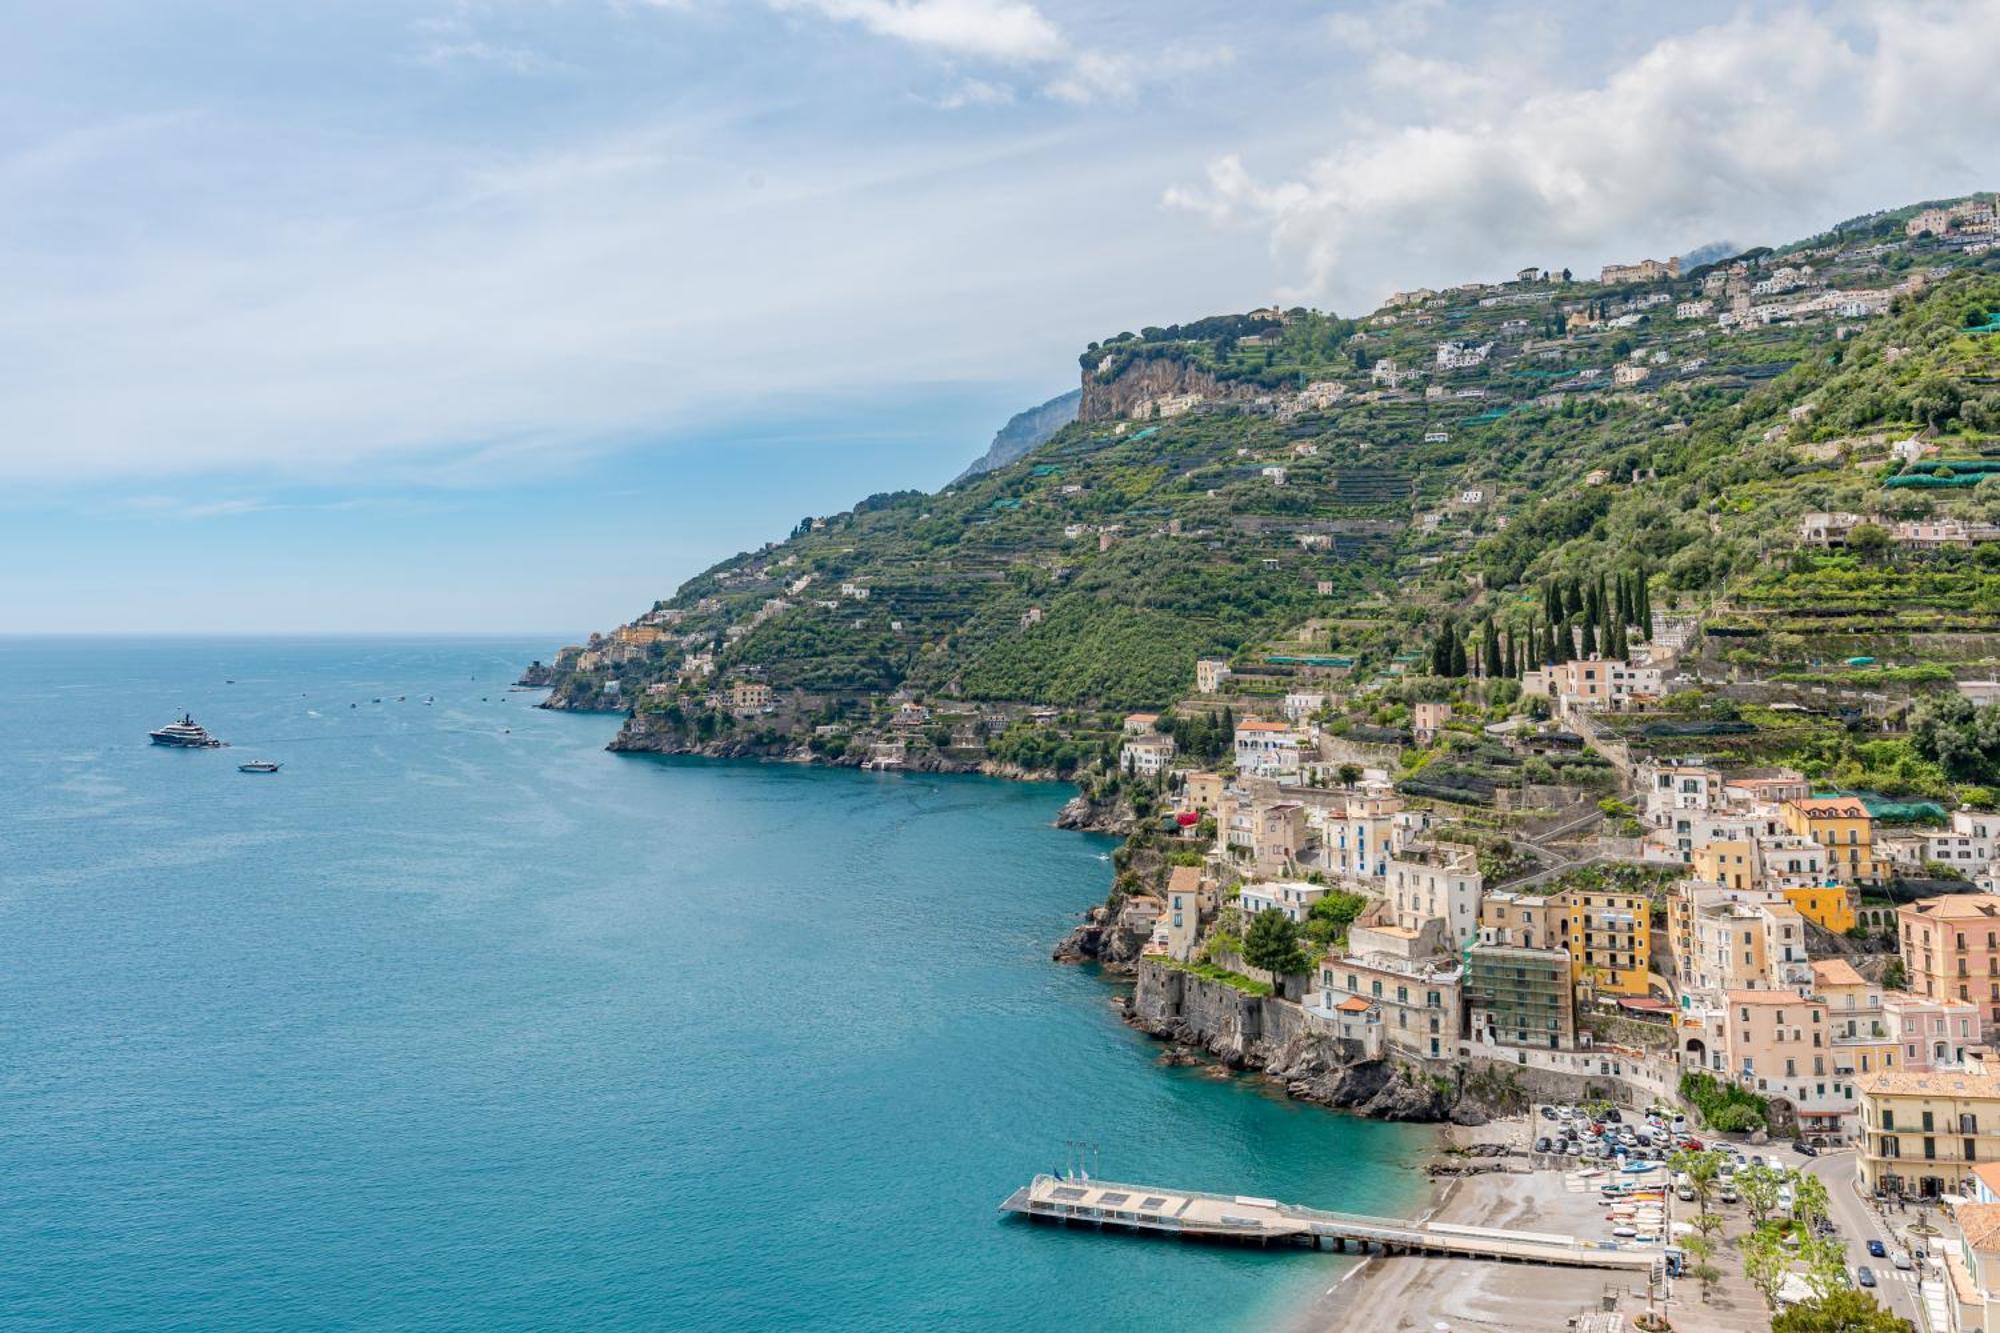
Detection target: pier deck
<box><xmin>999</xmin><ymin>1175</ymin><xmax>1660</xmax><ymax>1273</ymax></box>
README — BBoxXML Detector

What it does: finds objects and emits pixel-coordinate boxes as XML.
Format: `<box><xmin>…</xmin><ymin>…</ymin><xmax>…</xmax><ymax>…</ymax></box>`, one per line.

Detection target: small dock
<box><xmin>999</xmin><ymin>1175</ymin><xmax>1660</xmax><ymax>1273</ymax></box>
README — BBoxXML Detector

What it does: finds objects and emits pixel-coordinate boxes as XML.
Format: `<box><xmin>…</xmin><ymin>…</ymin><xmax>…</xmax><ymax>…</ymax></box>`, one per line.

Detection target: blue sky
<box><xmin>3</xmin><ymin>0</ymin><xmax>1996</xmax><ymax>632</ymax></box>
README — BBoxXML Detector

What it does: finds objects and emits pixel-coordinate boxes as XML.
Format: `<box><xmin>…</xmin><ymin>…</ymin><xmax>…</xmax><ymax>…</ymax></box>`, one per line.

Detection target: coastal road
<box><xmin>1798</xmin><ymin>1148</ymin><xmax>1924</xmax><ymax>1327</ymax></box>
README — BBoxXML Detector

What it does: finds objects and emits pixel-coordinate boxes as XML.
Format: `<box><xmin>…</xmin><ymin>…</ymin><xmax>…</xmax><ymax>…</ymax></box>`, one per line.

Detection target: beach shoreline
<box><xmin>1289</xmin><ymin>1117</ymin><xmax>1657</xmax><ymax>1333</ymax></box>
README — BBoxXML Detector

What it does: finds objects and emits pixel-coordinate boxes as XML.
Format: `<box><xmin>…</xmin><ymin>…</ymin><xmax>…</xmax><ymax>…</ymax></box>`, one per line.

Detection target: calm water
<box><xmin>0</xmin><ymin>637</ymin><xmax>1431</xmax><ymax>1331</ymax></box>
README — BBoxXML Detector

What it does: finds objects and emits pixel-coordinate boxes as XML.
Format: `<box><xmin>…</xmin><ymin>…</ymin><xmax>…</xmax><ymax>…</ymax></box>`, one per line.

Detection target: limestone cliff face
<box><xmin>1078</xmin><ymin>355</ymin><xmax>1228</xmax><ymax>423</ymax></box>
<box><xmin>955</xmin><ymin>389</ymin><xmax>1082</xmax><ymax>482</ymax></box>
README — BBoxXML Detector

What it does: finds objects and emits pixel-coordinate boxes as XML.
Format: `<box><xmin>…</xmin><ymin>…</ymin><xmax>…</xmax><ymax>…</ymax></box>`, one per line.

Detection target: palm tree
<box><xmin>1670</xmin><ymin>1147</ymin><xmax>1724</xmax><ymax>1217</ymax></box>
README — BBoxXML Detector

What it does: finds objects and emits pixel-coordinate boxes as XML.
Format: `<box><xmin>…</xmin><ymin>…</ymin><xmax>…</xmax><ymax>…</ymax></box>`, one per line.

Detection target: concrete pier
<box><xmin>998</xmin><ymin>1175</ymin><xmax>1660</xmax><ymax>1273</ymax></box>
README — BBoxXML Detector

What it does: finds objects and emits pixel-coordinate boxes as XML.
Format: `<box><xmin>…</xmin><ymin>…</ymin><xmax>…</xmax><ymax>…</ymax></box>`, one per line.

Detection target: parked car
<box><xmin>1539</xmin><ymin>1105</ymin><xmax>1558</xmax><ymax>1120</ymax></box>
<box><xmin>1868</xmin><ymin>1239</ymin><xmax>1887</xmax><ymax>1258</ymax></box>
<box><xmin>1677</xmin><ymin>1185</ymin><xmax>1696</xmax><ymax>1201</ymax></box>
<box><xmin>1892</xmin><ymin>1251</ymin><xmax>1915</xmax><ymax>1271</ymax></box>
<box><xmin>1680</xmin><ymin>1137</ymin><xmax>1703</xmax><ymax>1151</ymax></box>
<box><xmin>1605</xmin><ymin>1109</ymin><xmax>1623</xmax><ymax>1123</ymax></box>
<box><xmin>1793</xmin><ymin>1140</ymin><xmax>1819</xmax><ymax>1157</ymax></box>
<box><xmin>1720</xmin><ymin>1187</ymin><xmax>1740</xmax><ymax>1203</ymax></box>
<box><xmin>1857</xmin><ymin>1266</ymin><xmax>1877</xmax><ymax>1288</ymax></box>
<box><xmin>1535</xmin><ymin>1136</ymin><xmax>1553</xmax><ymax>1153</ymax></box>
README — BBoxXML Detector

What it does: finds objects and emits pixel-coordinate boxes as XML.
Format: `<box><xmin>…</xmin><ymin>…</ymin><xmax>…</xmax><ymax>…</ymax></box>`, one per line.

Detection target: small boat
<box><xmin>150</xmin><ymin>714</ymin><xmax>224</xmax><ymax>748</ymax></box>
<box><xmin>237</xmin><ymin>760</ymin><xmax>282</xmax><ymax>773</ymax></box>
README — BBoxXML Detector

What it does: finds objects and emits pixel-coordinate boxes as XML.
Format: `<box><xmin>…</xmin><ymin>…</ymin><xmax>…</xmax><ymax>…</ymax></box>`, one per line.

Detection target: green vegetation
<box><xmin>1679</xmin><ymin>1070</ymin><xmax>1769</xmax><ymax>1134</ymax></box>
<box><xmin>1301</xmin><ymin>889</ymin><xmax>1370</xmax><ymax>949</ymax></box>
<box><xmin>1158</xmin><ymin>956</ymin><xmax>1274</xmax><ymax>996</ymax></box>
<box><xmin>1242</xmin><ymin>908</ymin><xmax>1312</xmax><ymax>980</ymax></box>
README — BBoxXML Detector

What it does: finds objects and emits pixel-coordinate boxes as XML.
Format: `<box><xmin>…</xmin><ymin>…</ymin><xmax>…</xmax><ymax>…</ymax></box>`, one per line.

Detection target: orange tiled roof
<box><xmin>1789</xmin><ymin>796</ymin><xmax>1869</xmax><ymax>818</ymax></box>
<box><xmin>1335</xmin><ymin>996</ymin><xmax>1374</xmax><ymax>1013</ymax></box>
<box><xmin>1959</xmin><ymin>1202</ymin><xmax>2000</xmax><ymax>1254</ymax></box>
<box><xmin>1811</xmin><ymin>959</ymin><xmax>1865</xmax><ymax>987</ymax></box>
<box><xmin>1904</xmin><ymin>896</ymin><xmax>2000</xmax><ymax>920</ymax></box>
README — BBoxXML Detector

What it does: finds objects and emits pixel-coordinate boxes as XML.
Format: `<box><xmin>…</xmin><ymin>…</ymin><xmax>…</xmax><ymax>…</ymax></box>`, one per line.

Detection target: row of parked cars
<box><xmin>1534</xmin><ymin>1103</ymin><xmax>1699</xmax><ymax>1162</ymax></box>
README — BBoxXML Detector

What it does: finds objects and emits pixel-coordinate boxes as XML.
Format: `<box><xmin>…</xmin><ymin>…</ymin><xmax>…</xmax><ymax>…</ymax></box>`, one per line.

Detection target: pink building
<box><xmin>1884</xmin><ymin>990</ymin><xmax>1983</xmax><ymax>1071</ymax></box>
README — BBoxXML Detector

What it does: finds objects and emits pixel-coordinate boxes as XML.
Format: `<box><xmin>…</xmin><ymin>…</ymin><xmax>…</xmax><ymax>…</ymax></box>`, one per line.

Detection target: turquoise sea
<box><xmin>0</xmin><ymin>637</ymin><xmax>1432</xmax><ymax>1331</ymax></box>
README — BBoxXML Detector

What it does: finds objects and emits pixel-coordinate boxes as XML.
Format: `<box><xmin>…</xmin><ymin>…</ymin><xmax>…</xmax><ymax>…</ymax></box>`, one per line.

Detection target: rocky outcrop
<box><xmin>1054</xmin><ymin>789</ymin><xmax>1136</xmax><ymax>834</ymax></box>
<box><xmin>1078</xmin><ymin>355</ymin><xmax>1228</xmax><ymax>423</ymax></box>
<box><xmin>1052</xmin><ymin>899</ymin><xmax>1157</xmax><ymax>969</ymax></box>
<box><xmin>515</xmin><ymin>660</ymin><xmax>557</xmax><ymax>687</ymax></box>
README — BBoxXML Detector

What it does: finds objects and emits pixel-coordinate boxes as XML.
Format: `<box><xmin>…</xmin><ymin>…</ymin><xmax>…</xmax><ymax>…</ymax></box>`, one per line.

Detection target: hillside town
<box><xmin>529</xmin><ymin>192</ymin><xmax>2000</xmax><ymax>1331</ymax></box>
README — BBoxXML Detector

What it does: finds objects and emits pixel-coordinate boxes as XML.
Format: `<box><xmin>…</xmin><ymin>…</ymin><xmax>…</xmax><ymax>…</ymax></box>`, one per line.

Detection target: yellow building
<box><xmin>1692</xmin><ymin>840</ymin><xmax>1755</xmax><ymax>891</ymax></box>
<box><xmin>1857</xmin><ymin>1065</ymin><xmax>2000</xmax><ymax>1198</ymax></box>
<box><xmin>1783</xmin><ymin>884</ymin><xmax>1857</xmax><ymax>934</ymax></box>
<box><xmin>1783</xmin><ymin>796</ymin><xmax>1884</xmax><ymax>886</ymax></box>
<box><xmin>1551</xmin><ymin>888</ymin><xmax>1652</xmax><ymax>997</ymax></box>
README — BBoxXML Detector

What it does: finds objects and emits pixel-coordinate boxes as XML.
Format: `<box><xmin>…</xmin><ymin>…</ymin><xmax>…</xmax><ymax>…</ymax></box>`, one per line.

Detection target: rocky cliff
<box><xmin>954</xmin><ymin>388</ymin><xmax>1082</xmax><ymax>482</ymax></box>
<box><xmin>1077</xmin><ymin>355</ymin><xmax>1227</xmax><ymax>423</ymax></box>
<box><xmin>1052</xmin><ymin>896</ymin><xmax>1158</xmax><ymax>968</ymax></box>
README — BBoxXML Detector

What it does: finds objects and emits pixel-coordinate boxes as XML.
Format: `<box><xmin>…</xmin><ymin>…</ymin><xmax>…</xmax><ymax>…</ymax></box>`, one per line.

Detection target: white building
<box><xmin>1120</xmin><ymin>735</ymin><xmax>1177</xmax><ymax>778</ymax></box>
<box><xmin>1387</xmin><ymin>845</ymin><xmax>1483</xmax><ymax>949</ymax></box>
<box><xmin>1239</xmin><ymin>879</ymin><xmax>1333</xmax><ymax>925</ymax></box>
<box><xmin>1234</xmin><ymin>721</ymin><xmax>1303</xmax><ymax>777</ymax></box>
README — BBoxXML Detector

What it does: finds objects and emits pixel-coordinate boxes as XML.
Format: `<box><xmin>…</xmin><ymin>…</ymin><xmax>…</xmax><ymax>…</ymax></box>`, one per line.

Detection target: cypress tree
<box><xmin>1482</xmin><ymin>620</ymin><xmax>1503</xmax><ymax>679</ymax></box>
<box><xmin>1449</xmin><ymin>628</ymin><xmax>1468</xmax><ymax>678</ymax></box>
<box><xmin>1634</xmin><ymin>567</ymin><xmax>1652</xmax><ymax>641</ymax></box>
<box><xmin>1543</xmin><ymin>581</ymin><xmax>1561</xmax><ymax>625</ymax></box>
<box><xmin>1581</xmin><ymin>617</ymin><xmax>1598</xmax><ymax>657</ymax></box>
<box><xmin>1431</xmin><ymin>620</ymin><xmax>1455</xmax><ymax>677</ymax></box>
<box><xmin>1568</xmin><ymin>621</ymin><xmax>1583</xmax><ymax>661</ymax></box>
<box><xmin>1595</xmin><ymin>573</ymin><xmax>1610</xmax><ymax>629</ymax></box>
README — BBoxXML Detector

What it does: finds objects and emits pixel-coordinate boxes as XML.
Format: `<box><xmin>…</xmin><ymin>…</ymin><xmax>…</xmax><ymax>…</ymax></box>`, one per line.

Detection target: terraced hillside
<box><xmin>541</xmin><ymin>195</ymin><xmax>2000</xmax><ymax>739</ymax></box>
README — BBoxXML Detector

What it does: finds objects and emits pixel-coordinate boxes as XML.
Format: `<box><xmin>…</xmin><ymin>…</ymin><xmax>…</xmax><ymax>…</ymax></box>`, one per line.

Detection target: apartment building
<box><xmin>1386</xmin><ymin>844</ymin><xmax>1483</xmax><ymax>949</ymax></box>
<box><xmin>1784</xmin><ymin>796</ymin><xmax>1884</xmax><ymax>886</ymax></box>
<box><xmin>1900</xmin><ymin>895</ymin><xmax>2000</xmax><ymax>1033</ymax></box>
<box><xmin>1555</xmin><ymin>887</ymin><xmax>1652</xmax><ymax>997</ymax></box>
<box><xmin>1857</xmin><ymin>1066</ymin><xmax>2000</xmax><ymax>1198</ymax></box>
<box><xmin>1313</xmin><ymin>921</ymin><xmax>1464</xmax><ymax>1060</ymax></box>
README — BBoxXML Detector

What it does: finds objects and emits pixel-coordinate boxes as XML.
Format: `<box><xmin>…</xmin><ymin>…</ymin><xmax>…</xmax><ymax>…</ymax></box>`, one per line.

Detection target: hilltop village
<box><xmin>529</xmin><ymin>194</ymin><xmax>2000</xmax><ymax>1327</ymax></box>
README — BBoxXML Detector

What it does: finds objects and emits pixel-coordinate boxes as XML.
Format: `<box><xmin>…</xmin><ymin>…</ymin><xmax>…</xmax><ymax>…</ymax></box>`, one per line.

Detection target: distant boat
<box><xmin>150</xmin><ymin>714</ymin><xmax>223</xmax><ymax>748</ymax></box>
<box><xmin>237</xmin><ymin>760</ymin><xmax>282</xmax><ymax>773</ymax></box>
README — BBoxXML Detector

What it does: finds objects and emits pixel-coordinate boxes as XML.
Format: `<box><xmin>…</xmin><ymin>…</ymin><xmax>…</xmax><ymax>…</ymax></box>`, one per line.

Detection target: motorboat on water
<box><xmin>150</xmin><ymin>714</ymin><xmax>224</xmax><ymax>748</ymax></box>
<box><xmin>237</xmin><ymin>760</ymin><xmax>282</xmax><ymax>773</ymax></box>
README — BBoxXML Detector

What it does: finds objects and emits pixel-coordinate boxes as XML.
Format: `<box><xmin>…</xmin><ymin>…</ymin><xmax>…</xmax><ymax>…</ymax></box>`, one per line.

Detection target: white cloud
<box><xmin>1166</xmin><ymin>1</ymin><xmax>2000</xmax><ymax>308</ymax></box>
<box><xmin>770</xmin><ymin>0</ymin><xmax>1063</xmax><ymax>61</ymax></box>
<box><xmin>927</xmin><ymin>77</ymin><xmax>1017</xmax><ymax>109</ymax></box>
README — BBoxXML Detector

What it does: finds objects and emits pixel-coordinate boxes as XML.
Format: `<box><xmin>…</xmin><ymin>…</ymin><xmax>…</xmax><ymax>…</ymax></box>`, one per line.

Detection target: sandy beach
<box><xmin>1289</xmin><ymin>1118</ymin><xmax>1658</xmax><ymax>1333</ymax></box>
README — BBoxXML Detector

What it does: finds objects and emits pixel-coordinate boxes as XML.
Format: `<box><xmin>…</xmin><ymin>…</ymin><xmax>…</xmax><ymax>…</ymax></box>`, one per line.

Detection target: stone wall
<box><xmin>1127</xmin><ymin>961</ymin><xmax>1687</xmax><ymax>1124</ymax></box>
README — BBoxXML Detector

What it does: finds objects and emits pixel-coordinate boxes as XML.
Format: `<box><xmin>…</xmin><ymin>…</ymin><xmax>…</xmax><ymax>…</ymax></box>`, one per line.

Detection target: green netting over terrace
<box><xmin>1815</xmin><ymin>788</ymin><xmax>1948</xmax><ymax>824</ymax></box>
<box><xmin>1885</xmin><ymin>472</ymin><xmax>1989</xmax><ymax>488</ymax></box>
